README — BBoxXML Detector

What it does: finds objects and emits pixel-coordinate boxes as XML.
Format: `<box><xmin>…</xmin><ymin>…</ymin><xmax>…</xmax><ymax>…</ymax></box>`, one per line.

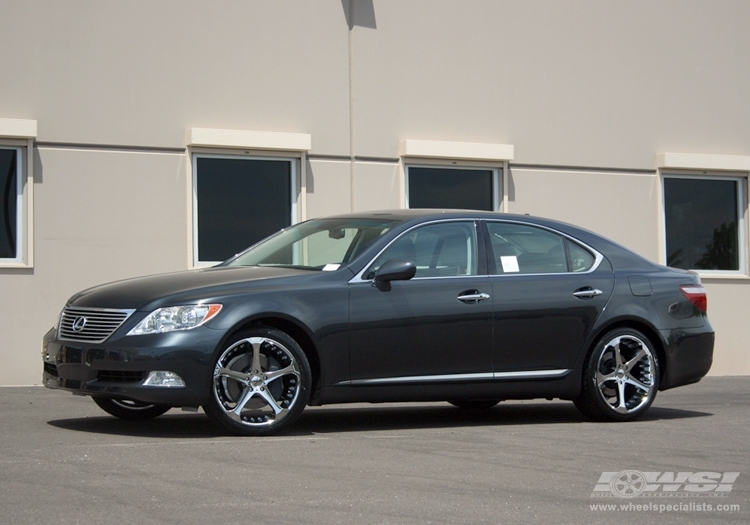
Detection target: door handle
<box><xmin>457</xmin><ymin>291</ymin><xmax>490</xmax><ymax>303</ymax></box>
<box><xmin>573</xmin><ymin>288</ymin><xmax>603</xmax><ymax>299</ymax></box>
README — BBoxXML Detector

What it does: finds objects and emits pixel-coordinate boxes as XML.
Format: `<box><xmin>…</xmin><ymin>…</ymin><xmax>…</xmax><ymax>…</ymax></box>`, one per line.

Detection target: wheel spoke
<box><xmin>251</xmin><ymin>340</ymin><xmax>264</xmax><ymax>374</ymax></box>
<box><xmin>611</xmin><ymin>338</ymin><xmax>624</xmax><ymax>368</ymax></box>
<box><xmin>219</xmin><ymin>367</ymin><xmax>249</xmax><ymax>384</ymax></box>
<box><xmin>265</xmin><ymin>363</ymin><xmax>298</xmax><ymax>383</ymax></box>
<box><xmin>596</xmin><ymin>370</ymin><xmax>616</xmax><ymax>385</ymax></box>
<box><xmin>624</xmin><ymin>348</ymin><xmax>646</xmax><ymax>371</ymax></box>
<box><xmin>625</xmin><ymin>374</ymin><xmax>651</xmax><ymax>393</ymax></box>
<box><xmin>256</xmin><ymin>388</ymin><xmax>284</xmax><ymax>415</ymax></box>
<box><xmin>231</xmin><ymin>386</ymin><xmax>257</xmax><ymax>416</ymax></box>
<box><xmin>615</xmin><ymin>381</ymin><xmax>629</xmax><ymax>413</ymax></box>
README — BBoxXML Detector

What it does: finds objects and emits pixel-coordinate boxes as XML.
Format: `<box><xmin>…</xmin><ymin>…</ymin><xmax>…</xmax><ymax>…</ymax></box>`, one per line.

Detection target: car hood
<box><xmin>67</xmin><ymin>266</ymin><xmax>321</xmax><ymax>310</ymax></box>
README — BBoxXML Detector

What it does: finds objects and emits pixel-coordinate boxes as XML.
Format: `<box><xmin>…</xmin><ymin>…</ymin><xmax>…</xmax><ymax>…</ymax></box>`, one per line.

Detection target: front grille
<box><xmin>97</xmin><ymin>370</ymin><xmax>145</xmax><ymax>383</ymax></box>
<box><xmin>58</xmin><ymin>306</ymin><xmax>135</xmax><ymax>343</ymax></box>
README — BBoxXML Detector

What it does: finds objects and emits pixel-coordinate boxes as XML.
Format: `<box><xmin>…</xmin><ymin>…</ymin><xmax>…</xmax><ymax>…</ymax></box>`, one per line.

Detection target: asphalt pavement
<box><xmin>1</xmin><ymin>377</ymin><xmax>748</xmax><ymax>524</ymax></box>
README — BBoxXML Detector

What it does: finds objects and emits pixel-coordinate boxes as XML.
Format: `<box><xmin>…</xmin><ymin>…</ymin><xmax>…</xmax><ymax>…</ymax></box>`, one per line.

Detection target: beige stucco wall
<box><xmin>1</xmin><ymin>1</ymin><xmax>749</xmax><ymax>384</ymax></box>
<box><xmin>0</xmin><ymin>147</ymin><xmax>187</xmax><ymax>384</ymax></box>
<box><xmin>507</xmin><ymin>168</ymin><xmax>660</xmax><ymax>262</ymax></box>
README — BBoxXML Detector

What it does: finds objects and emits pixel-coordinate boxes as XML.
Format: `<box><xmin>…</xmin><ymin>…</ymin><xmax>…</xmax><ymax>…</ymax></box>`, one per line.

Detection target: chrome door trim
<box><xmin>336</xmin><ymin>369</ymin><xmax>570</xmax><ymax>386</ymax></box>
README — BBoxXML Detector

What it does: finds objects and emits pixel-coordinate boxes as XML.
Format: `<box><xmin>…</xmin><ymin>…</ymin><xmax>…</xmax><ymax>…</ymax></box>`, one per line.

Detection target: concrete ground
<box><xmin>0</xmin><ymin>377</ymin><xmax>747</xmax><ymax>524</ymax></box>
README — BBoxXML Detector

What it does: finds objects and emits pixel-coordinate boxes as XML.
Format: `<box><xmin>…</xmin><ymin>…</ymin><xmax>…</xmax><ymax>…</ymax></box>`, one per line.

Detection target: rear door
<box><xmin>485</xmin><ymin>220</ymin><xmax>614</xmax><ymax>374</ymax></box>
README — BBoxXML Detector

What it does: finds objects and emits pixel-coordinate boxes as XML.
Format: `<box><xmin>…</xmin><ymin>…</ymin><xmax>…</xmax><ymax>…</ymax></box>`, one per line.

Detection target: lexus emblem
<box><xmin>72</xmin><ymin>316</ymin><xmax>87</xmax><ymax>332</ymax></box>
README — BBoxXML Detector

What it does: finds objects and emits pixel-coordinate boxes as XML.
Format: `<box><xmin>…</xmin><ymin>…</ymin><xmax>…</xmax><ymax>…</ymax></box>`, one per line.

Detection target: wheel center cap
<box><xmin>616</xmin><ymin>369</ymin><xmax>626</xmax><ymax>379</ymax></box>
<box><xmin>250</xmin><ymin>375</ymin><xmax>264</xmax><ymax>387</ymax></box>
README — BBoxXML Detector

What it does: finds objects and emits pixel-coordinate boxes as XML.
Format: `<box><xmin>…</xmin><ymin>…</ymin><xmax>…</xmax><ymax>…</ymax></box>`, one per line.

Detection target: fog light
<box><xmin>142</xmin><ymin>371</ymin><xmax>185</xmax><ymax>387</ymax></box>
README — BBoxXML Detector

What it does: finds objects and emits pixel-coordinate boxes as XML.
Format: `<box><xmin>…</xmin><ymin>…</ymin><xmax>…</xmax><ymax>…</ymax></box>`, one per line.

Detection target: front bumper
<box><xmin>42</xmin><ymin>326</ymin><xmax>224</xmax><ymax>407</ymax></box>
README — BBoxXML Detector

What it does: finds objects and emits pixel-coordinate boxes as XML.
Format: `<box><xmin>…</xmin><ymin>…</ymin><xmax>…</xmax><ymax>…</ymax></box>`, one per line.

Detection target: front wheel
<box><xmin>575</xmin><ymin>328</ymin><xmax>660</xmax><ymax>422</ymax></box>
<box><xmin>92</xmin><ymin>397</ymin><xmax>171</xmax><ymax>420</ymax></box>
<box><xmin>203</xmin><ymin>328</ymin><xmax>312</xmax><ymax>436</ymax></box>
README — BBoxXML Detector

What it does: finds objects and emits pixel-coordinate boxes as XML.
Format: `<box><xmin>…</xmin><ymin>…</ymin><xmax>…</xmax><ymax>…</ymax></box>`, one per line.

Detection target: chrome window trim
<box><xmin>350</xmin><ymin>217</ymin><xmax>604</xmax><ymax>284</ymax></box>
<box><xmin>349</xmin><ymin>218</ymin><xmax>481</xmax><ymax>284</ymax></box>
<box><xmin>335</xmin><ymin>369</ymin><xmax>570</xmax><ymax>387</ymax></box>
<box><xmin>484</xmin><ymin>219</ymin><xmax>604</xmax><ymax>277</ymax></box>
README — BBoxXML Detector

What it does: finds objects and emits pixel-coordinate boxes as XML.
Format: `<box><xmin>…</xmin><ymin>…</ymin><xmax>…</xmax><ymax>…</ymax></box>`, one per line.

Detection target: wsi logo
<box><xmin>592</xmin><ymin>471</ymin><xmax>740</xmax><ymax>498</ymax></box>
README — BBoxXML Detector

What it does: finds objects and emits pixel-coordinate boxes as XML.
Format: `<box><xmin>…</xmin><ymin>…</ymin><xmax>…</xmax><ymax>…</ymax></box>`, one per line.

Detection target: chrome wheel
<box><xmin>595</xmin><ymin>335</ymin><xmax>655</xmax><ymax>413</ymax></box>
<box><xmin>576</xmin><ymin>328</ymin><xmax>659</xmax><ymax>421</ymax></box>
<box><xmin>205</xmin><ymin>328</ymin><xmax>311</xmax><ymax>435</ymax></box>
<box><xmin>92</xmin><ymin>396</ymin><xmax>171</xmax><ymax>420</ymax></box>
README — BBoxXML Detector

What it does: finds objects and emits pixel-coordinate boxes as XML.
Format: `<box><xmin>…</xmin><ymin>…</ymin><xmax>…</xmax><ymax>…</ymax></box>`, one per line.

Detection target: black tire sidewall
<box><xmin>92</xmin><ymin>396</ymin><xmax>171</xmax><ymax>420</ymax></box>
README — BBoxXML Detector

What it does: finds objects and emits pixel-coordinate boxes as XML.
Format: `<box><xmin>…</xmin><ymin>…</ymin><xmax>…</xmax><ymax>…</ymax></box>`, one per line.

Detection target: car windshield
<box><xmin>225</xmin><ymin>218</ymin><xmax>396</xmax><ymax>270</ymax></box>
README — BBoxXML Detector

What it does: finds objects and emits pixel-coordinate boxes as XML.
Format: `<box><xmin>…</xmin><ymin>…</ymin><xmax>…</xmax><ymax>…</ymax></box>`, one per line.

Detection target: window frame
<box><xmin>404</xmin><ymin>162</ymin><xmax>502</xmax><ymax>212</ymax></box>
<box><xmin>190</xmin><ymin>151</ymin><xmax>299</xmax><ymax>267</ymax></box>
<box><xmin>0</xmin><ymin>141</ymin><xmax>33</xmax><ymax>268</ymax></box>
<box><xmin>351</xmin><ymin>219</ymin><xmax>486</xmax><ymax>283</ymax></box>
<box><xmin>660</xmin><ymin>171</ymin><xmax>747</xmax><ymax>277</ymax></box>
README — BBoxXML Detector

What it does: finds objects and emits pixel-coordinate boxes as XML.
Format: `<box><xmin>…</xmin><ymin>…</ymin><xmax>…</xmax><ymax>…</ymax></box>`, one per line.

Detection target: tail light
<box><xmin>680</xmin><ymin>285</ymin><xmax>707</xmax><ymax>312</ymax></box>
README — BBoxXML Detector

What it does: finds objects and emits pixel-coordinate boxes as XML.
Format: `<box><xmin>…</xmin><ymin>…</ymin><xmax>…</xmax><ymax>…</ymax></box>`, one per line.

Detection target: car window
<box><xmin>487</xmin><ymin>222</ymin><xmax>593</xmax><ymax>274</ymax></box>
<box><xmin>567</xmin><ymin>239</ymin><xmax>595</xmax><ymax>272</ymax></box>
<box><xmin>367</xmin><ymin>222</ymin><xmax>478</xmax><ymax>278</ymax></box>
<box><xmin>227</xmin><ymin>218</ymin><xmax>394</xmax><ymax>270</ymax></box>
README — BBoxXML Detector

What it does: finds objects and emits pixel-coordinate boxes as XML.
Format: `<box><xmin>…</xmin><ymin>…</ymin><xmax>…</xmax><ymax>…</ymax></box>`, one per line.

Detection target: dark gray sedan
<box><xmin>42</xmin><ymin>210</ymin><xmax>714</xmax><ymax>435</ymax></box>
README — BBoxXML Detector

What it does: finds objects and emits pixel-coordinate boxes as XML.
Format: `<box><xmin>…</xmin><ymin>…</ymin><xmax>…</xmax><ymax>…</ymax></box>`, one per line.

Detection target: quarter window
<box><xmin>406</xmin><ymin>166</ymin><xmax>497</xmax><ymax>211</ymax></box>
<box><xmin>663</xmin><ymin>176</ymin><xmax>744</xmax><ymax>271</ymax></box>
<box><xmin>193</xmin><ymin>155</ymin><xmax>295</xmax><ymax>264</ymax></box>
<box><xmin>0</xmin><ymin>147</ymin><xmax>21</xmax><ymax>261</ymax></box>
<box><xmin>487</xmin><ymin>222</ymin><xmax>594</xmax><ymax>274</ymax></box>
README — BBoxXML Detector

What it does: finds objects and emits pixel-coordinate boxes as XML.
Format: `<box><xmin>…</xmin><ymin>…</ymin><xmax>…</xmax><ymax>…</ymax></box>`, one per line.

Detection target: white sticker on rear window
<box><xmin>500</xmin><ymin>256</ymin><xmax>520</xmax><ymax>273</ymax></box>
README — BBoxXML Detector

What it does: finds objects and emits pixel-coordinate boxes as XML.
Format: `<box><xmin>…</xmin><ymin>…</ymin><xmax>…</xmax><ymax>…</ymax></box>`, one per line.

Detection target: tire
<box><xmin>575</xmin><ymin>328</ymin><xmax>660</xmax><ymax>422</ymax></box>
<box><xmin>203</xmin><ymin>328</ymin><xmax>312</xmax><ymax>436</ymax></box>
<box><xmin>447</xmin><ymin>400</ymin><xmax>501</xmax><ymax>410</ymax></box>
<box><xmin>92</xmin><ymin>396</ymin><xmax>171</xmax><ymax>420</ymax></box>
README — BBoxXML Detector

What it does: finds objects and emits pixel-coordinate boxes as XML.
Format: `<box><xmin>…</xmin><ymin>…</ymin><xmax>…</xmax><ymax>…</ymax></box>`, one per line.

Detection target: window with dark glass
<box><xmin>367</xmin><ymin>221</ymin><xmax>478</xmax><ymax>278</ymax></box>
<box><xmin>407</xmin><ymin>166</ymin><xmax>495</xmax><ymax>211</ymax></box>
<box><xmin>487</xmin><ymin>222</ymin><xmax>594</xmax><ymax>275</ymax></box>
<box><xmin>664</xmin><ymin>177</ymin><xmax>741</xmax><ymax>271</ymax></box>
<box><xmin>195</xmin><ymin>156</ymin><xmax>293</xmax><ymax>263</ymax></box>
<box><xmin>1</xmin><ymin>148</ymin><xmax>19</xmax><ymax>260</ymax></box>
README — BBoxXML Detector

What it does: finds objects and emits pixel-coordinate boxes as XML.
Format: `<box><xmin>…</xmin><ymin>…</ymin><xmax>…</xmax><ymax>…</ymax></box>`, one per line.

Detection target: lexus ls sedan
<box><xmin>42</xmin><ymin>210</ymin><xmax>714</xmax><ymax>435</ymax></box>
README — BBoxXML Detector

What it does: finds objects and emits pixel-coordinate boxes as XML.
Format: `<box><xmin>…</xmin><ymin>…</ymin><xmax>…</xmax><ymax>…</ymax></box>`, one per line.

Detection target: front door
<box><xmin>348</xmin><ymin>221</ymin><xmax>493</xmax><ymax>383</ymax></box>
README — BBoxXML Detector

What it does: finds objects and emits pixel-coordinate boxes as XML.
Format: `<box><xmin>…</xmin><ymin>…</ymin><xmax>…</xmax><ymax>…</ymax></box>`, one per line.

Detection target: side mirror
<box><xmin>373</xmin><ymin>260</ymin><xmax>416</xmax><ymax>291</ymax></box>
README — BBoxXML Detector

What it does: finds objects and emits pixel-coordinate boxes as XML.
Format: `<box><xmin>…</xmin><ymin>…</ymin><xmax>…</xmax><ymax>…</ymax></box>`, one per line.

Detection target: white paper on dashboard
<box><xmin>322</xmin><ymin>263</ymin><xmax>340</xmax><ymax>271</ymax></box>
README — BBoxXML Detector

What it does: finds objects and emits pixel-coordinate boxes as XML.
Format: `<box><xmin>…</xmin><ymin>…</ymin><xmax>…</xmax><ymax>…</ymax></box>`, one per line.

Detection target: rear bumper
<box><xmin>41</xmin><ymin>326</ymin><xmax>223</xmax><ymax>407</ymax></box>
<box><xmin>659</xmin><ymin>326</ymin><xmax>714</xmax><ymax>390</ymax></box>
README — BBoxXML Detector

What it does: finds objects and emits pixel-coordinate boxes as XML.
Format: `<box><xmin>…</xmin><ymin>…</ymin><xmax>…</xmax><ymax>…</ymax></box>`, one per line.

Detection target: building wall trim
<box><xmin>399</xmin><ymin>139</ymin><xmax>514</xmax><ymax>162</ymax></box>
<box><xmin>657</xmin><ymin>153</ymin><xmax>750</xmax><ymax>172</ymax></box>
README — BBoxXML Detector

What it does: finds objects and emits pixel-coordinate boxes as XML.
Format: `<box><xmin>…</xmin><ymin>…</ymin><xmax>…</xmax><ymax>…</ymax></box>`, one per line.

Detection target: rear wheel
<box><xmin>575</xmin><ymin>328</ymin><xmax>659</xmax><ymax>421</ymax></box>
<box><xmin>448</xmin><ymin>399</ymin><xmax>501</xmax><ymax>410</ymax></box>
<box><xmin>203</xmin><ymin>328</ymin><xmax>311</xmax><ymax>436</ymax></box>
<box><xmin>92</xmin><ymin>397</ymin><xmax>171</xmax><ymax>420</ymax></box>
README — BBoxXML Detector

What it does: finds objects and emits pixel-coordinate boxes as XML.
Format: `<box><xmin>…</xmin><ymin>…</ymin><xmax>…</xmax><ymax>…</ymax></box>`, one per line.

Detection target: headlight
<box><xmin>127</xmin><ymin>304</ymin><xmax>222</xmax><ymax>335</ymax></box>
